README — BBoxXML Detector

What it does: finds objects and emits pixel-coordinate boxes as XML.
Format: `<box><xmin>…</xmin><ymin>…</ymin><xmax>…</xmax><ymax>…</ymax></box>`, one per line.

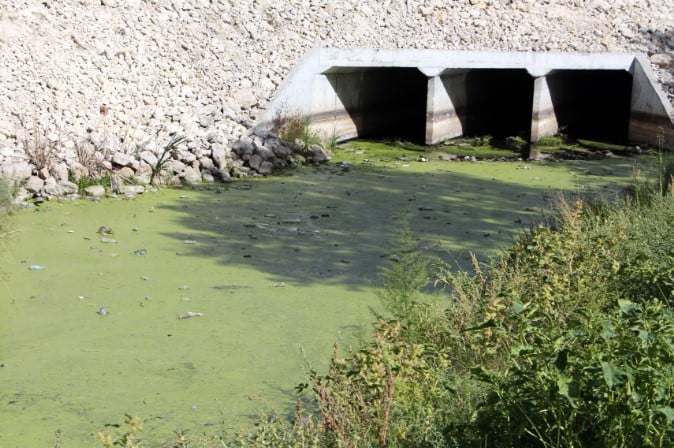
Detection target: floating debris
<box><xmin>97</xmin><ymin>226</ymin><xmax>112</xmax><ymax>235</ymax></box>
<box><xmin>100</xmin><ymin>237</ymin><xmax>117</xmax><ymax>244</ymax></box>
<box><xmin>273</xmin><ymin>282</ymin><xmax>286</xmax><ymax>288</ymax></box>
<box><xmin>337</xmin><ymin>162</ymin><xmax>351</xmax><ymax>172</ymax></box>
<box><xmin>28</xmin><ymin>265</ymin><xmax>46</xmax><ymax>271</ymax></box>
<box><xmin>281</xmin><ymin>218</ymin><xmax>302</xmax><ymax>224</ymax></box>
<box><xmin>418</xmin><ymin>206</ymin><xmax>433</xmax><ymax>211</ymax></box>
<box><xmin>96</xmin><ymin>307</ymin><xmax>109</xmax><ymax>316</ymax></box>
<box><xmin>177</xmin><ymin>311</ymin><xmax>203</xmax><ymax>319</ymax></box>
<box><xmin>183</xmin><ymin>240</ymin><xmax>197</xmax><ymax>245</ymax></box>
<box><xmin>178</xmin><ymin>285</ymin><xmax>190</xmax><ymax>291</ymax></box>
<box><xmin>140</xmin><ymin>276</ymin><xmax>149</xmax><ymax>281</ymax></box>
<box><xmin>133</xmin><ymin>248</ymin><xmax>147</xmax><ymax>255</ymax></box>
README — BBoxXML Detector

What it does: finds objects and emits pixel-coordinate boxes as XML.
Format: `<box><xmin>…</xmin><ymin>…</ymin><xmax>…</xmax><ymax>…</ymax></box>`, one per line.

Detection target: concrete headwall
<box><xmin>257</xmin><ymin>48</ymin><xmax>674</xmax><ymax>149</ymax></box>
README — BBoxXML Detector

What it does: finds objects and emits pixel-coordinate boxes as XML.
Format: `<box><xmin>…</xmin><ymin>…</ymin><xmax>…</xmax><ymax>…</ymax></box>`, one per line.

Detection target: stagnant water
<box><xmin>0</xmin><ymin>156</ymin><xmax>655</xmax><ymax>446</ymax></box>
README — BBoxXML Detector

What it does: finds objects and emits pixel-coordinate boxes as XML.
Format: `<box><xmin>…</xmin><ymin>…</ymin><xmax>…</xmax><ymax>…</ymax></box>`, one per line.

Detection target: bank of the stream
<box><xmin>0</xmin><ymin>152</ymin><xmax>661</xmax><ymax>447</ymax></box>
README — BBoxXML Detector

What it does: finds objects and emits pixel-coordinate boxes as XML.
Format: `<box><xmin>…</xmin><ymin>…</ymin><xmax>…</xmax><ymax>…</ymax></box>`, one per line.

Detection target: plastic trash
<box><xmin>133</xmin><ymin>248</ymin><xmax>147</xmax><ymax>255</ymax></box>
<box><xmin>177</xmin><ymin>311</ymin><xmax>203</xmax><ymax>319</ymax></box>
<box><xmin>96</xmin><ymin>307</ymin><xmax>109</xmax><ymax>316</ymax></box>
<box><xmin>28</xmin><ymin>265</ymin><xmax>46</xmax><ymax>271</ymax></box>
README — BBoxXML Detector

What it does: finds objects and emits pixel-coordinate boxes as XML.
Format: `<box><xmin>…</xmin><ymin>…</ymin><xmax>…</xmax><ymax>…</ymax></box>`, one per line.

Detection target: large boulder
<box><xmin>306</xmin><ymin>144</ymin><xmax>332</xmax><ymax>164</ymax></box>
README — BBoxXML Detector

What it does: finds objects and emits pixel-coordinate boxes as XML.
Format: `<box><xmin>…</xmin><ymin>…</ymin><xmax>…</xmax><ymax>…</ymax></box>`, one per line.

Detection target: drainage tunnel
<box><xmin>546</xmin><ymin>70</ymin><xmax>633</xmax><ymax>143</ymax></box>
<box><xmin>325</xmin><ymin>67</ymin><xmax>428</xmax><ymax>143</ymax></box>
<box><xmin>445</xmin><ymin>68</ymin><xmax>534</xmax><ymax>140</ymax></box>
<box><xmin>259</xmin><ymin>49</ymin><xmax>674</xmax><ymax>149</ymax></box>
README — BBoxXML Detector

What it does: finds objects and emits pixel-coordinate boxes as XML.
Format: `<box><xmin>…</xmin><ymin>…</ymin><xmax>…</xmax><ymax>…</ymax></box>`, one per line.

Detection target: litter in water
<box><xmin>177</xmin><ymin>311</ymin><xmax>203</xmax><ymax>319</ymax></box>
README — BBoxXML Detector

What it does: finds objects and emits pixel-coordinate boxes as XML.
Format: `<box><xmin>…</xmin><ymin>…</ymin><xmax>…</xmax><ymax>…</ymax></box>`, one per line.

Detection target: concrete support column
<box><xmin>425</xmin><ymin>75</ymin><xmax>463</xmax><ymax>144</ymax></box>
<box><xmin>628</xmin><ymin>57</ymin><xmax>674</xmax><ymax>149</ymax></box>
<box><xmin>530</xmin><ymin>75</ymin><xmax>558</xmax><ymax>141</ymax></box>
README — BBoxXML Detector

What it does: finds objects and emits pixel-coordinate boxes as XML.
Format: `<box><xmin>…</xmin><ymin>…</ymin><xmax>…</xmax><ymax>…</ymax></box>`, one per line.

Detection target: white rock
<box><xmin>25</xmin><ymin>176</ymin><xmax>45</xmax><ymax>193</ymax></box>
<box><xmin>84</xmin><ymin>184</ymin><xmax>106</xmax><ymax>197</ymax></box>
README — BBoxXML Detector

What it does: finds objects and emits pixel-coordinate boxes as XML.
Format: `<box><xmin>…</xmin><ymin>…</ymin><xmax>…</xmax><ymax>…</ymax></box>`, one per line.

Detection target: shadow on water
<box><xmin>158</xmin><ymin>158</ymin><xmax>641</xmax><ymax>291</ymax></box>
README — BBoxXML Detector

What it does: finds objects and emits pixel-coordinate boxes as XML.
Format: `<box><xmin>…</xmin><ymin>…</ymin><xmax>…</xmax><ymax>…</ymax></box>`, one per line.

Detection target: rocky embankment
<box><xmin>0</xmin><ymin>0</ymin><xmax>672</xmax><ymax>200</ymax></box>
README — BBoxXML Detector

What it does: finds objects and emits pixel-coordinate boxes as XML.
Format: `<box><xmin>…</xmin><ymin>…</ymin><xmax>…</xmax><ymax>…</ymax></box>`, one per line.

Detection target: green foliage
<box><xmin>150</xmin><ymin>134</ymin><xmax>186</xmax><ymax>186</ymax></box>
<box><xmin>72</xmin><ymin>173</ymin><xmax>112</xmax><ymax>194</ymax></box>
<box><xmin>307</xmin><ymin>320</ymin><xmax>455</xmax><ymax>448</ymax></box>
<box><xmin>472</xmin><ymin>135</ymin><xmax>493</xmax><ymax>147</ymax></box>
<box><xmin>0</xmin><ymin>175</ymin><xmax>16</xmax><ymax>219</ymax></box>
<box><xmin>272</xmin><ymin>112</ymin><xmax>321</xmax><ymax>150</ymax></box>
<box><xmin>376</xmin><ymin>226</ymin><xmax>432</xmax><ymax>329</ymax></box>
<box><xmin>504</xmin><ymin>135</ymin><xmax>528</xmax><ymax>152</ymax></box>
<box><xmin>439</xmin><ymin>193</ymin><xmax>674</xmax><ymax>447</ymax></box>
<box><xmin>536</xmin><ymin>135</ymin><xmax>565</xmax><ymax>147</ymax></box>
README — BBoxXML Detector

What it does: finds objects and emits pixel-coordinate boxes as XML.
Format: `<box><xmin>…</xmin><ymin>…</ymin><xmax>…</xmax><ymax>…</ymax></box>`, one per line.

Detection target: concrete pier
<box><xmin>257</xmin><ymin>48</ymin><xmax>674</xmax><ymax>149</ymax></box>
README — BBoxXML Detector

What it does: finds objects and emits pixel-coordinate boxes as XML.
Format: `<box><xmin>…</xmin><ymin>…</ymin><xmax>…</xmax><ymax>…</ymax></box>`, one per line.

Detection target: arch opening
<box><xmin>325</xmin><ymin>67</ymin><xmax>428</xmax><ymax>143</ymax></box>
<box><xmin>547</xmin><ymin>69</ymin><xmax>633</xmax><ymax>143</ymax></box>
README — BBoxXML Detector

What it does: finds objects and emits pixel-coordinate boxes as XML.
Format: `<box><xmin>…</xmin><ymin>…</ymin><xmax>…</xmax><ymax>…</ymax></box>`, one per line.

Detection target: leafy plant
<box><xmin>505</xmin><ymin>135</ymin><xmax>528</xmax><ymax>152</ymax></box>
<box><xmin>535</xmin><ymin>135</ymin><xmax>565</xmax><ymax>147</ymax></box>
<box><xmin>149</xmin><ymin>134</ymin><xmax>186</xmax><ymax>186</ymax></box>
<box><xmin>472</xmin><ymin>135</ymin><xmax>493</xmax><ymax>147</ymax></box>
<box><xmin>272</xmin><ymin>112</ymin><xmax>321</xmax><ymax>150</ymax></box>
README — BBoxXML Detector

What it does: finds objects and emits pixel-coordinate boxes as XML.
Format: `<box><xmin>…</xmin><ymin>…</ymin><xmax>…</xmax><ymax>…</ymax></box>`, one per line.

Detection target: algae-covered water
<box><xmin>0</xmin><ymin>154</ymin><xmax>655</xmax><ymax>446</ymax></box>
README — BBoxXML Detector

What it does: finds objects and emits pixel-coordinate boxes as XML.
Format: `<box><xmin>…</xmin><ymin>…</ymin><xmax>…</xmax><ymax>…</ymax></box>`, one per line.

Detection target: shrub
<box><xmin>439</xmin><ymin>193</ymin><xmax>674</xmax><ymax>447</ymax></box>
<box><xmin>272</xmin><ymin>112</ymin><xmax>321</xmax><ymax>150</ymax></box>
<box><xmin>536</xmin><ymin>135</ymin><xmax>565</xmax><ymax>147</ymax></box>
<box><xmin>472</xmin><ymin>135</ymin><xmax>493</xmax><ymax>147</ymax></box>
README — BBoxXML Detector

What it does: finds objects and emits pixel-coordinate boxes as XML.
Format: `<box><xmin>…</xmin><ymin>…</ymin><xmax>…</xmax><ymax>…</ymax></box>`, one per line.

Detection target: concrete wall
<box><xmin>257</xmin><ymin>48</ymin><xmax>674</xmax><ymax>149</ymax></box>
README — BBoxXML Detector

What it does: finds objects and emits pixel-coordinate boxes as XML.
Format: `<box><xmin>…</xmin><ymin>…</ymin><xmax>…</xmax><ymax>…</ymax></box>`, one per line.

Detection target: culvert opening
<box><xmin>325</xmin><ymin>67</ymin><xmax>428</xmax><ymax>143</ymax></box>
<box><xmin>547</xmin><ymin>69</ymin><xmax>633</xmax><ymax>144</ymax></box>
<box><xmin>444</xmin><ymin>68</ymin><xmax>535</xmax><ymax>140</ymax></box>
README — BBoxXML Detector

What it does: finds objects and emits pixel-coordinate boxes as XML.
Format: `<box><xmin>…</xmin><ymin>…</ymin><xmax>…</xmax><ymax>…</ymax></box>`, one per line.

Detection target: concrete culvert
<box><xmin>257</xmin><ymin>48</ymin><xmax>674</xmax><ymax>149</ymax></box>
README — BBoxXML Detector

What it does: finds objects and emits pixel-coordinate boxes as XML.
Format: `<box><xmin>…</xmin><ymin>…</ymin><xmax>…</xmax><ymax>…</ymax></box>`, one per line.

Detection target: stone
<box><xmin>254</xmin><ymin>144</ymin><xmax>276</xmax><ymax>161</ymax></box>
<box><xmin>25</xmin><ymin>176</ymin><xmax>45</xmax><ymax>194</ymax></box>
<box><xmin>307</xmin><ymin>144</ymin><xmax>332</xmax><ymax>163</ymax></box>
<box><xmin>258</xmin><ymin>160</ymin><xmax>273</xmax><ymax>175</ymax></box>
<box><xmin>0</xmin><ymin>0</ymin><xmax>670</xmax><ymax>192</ymax></box>
<box><xmin>50</xmin><ymin>163</ymin><xmax>70</xmax><ymax>182</ymax></box>
<box><xmin>182</xmin><ymin>166</ymin><xmax>202</xmax><ymax>185</ymax></box>
<box><xmin>112</xmin><ymin>152</ymin><xmax>137</xmax><ymax>169</ymax></box>
<box><xmin>1</xmin><ymin>161</ymin><xmax>32</xmax><ymax>180</ymax></box>
<box><xmin>248</xmin><ymin>154</ymin><xmax>263</xmax><ymax>171</ymax></box>
<box><xmin>84</xmin><ymin>184</ymin><xmax>106</xmax><ymax>197</ymax></box>
<box><xmin>140</xmin><ymin>150</ymin><xmax>159</xmax><ymax>167</ymax></box>
<box><xmin>120</xmin><ymin>185</ymin><xmax>145</xmax><ymax>194</ymax></box>
<box><xmin>651</xmin><ymin>53</ymin><xmax>673</xmax><ymax>67</ymax></box>
<box><xmin>198</xmin><ymin>157</ymin><xmax>215</xmax><ymax>172</ymax></box>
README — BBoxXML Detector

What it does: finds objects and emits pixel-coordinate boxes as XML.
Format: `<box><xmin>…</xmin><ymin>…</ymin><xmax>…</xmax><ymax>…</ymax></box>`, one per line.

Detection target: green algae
<box><xmin>0</xmin><ymin>154</ymin><xmax>656</xmax><ymax>447</ymax></box>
